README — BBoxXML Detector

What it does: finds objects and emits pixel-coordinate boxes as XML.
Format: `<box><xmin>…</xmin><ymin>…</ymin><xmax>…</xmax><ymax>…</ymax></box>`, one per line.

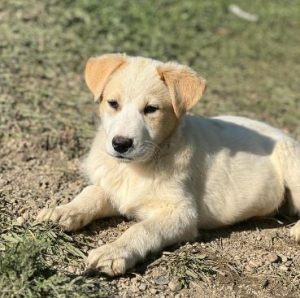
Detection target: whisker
<box><xmin>139</xmin><ymin>141</ymin><xmax>161</xmax><ymax>162</ymax></box>
<box><xmin>143</xmin><ymin>141</ymin><xmax>161</xmax><ymax>152</ymax></box>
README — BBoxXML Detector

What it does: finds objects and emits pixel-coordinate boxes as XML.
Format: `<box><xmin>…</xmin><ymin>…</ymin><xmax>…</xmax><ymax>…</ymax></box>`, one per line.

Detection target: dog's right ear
<box><xmin>85</xmin><ymin>53</ymin><xmax>127</xmax><ymax>102</ymax></box>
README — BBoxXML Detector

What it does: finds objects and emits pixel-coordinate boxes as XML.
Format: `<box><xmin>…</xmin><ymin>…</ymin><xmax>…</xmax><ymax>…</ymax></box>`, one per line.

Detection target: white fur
<box><xmin>37</xmin><ymin>56</ymin><xmax>300</xmax><ymax>276</ymax></box>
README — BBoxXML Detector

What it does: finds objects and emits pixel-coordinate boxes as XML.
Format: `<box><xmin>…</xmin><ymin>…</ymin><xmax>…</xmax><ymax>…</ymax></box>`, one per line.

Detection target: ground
<box><xmin>1</xmin><ymin>0</ymin><xmax>300</xmax><ymax>297</ymax></box>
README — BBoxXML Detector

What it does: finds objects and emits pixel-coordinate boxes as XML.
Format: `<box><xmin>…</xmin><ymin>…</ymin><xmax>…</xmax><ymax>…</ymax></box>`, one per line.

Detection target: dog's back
<box><xmin>181</xmin><ymin>115</ymin><xmax>300</xmax><ymax>228</ymax></box>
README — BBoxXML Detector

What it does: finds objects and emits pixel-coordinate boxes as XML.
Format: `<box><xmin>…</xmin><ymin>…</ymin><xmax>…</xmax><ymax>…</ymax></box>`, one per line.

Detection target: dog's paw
<box><xmin>86</xmin><ymin>243</ymin><xmax>135</xmax><ymax>276</ymax></box>
<box><xmin>36</xmin><ymin>205</ymin><xmax>88</xmax><ymax>231</ymax></box>
<box><xmin>290</xmin><ymin>220</ymin><xmax>300</xmax><ymax>243</ymax></box>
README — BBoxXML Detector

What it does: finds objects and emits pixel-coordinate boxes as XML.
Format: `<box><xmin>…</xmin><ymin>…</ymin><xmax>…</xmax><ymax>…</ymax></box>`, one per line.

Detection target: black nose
<box><xmin>112</xmin><ymin>136</ymin><xmax>133</xmax><ymax>153</ymax></box>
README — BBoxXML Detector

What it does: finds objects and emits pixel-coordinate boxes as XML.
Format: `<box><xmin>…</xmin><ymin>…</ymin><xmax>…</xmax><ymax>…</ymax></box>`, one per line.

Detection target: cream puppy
<box><xmin>37</xmin><ymin>54</ymin><xmax>300</xmax><ymax>276</ymax></box>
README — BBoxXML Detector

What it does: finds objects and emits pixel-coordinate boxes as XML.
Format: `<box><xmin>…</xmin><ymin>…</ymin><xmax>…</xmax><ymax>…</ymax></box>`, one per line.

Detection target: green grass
<box><xmin>169</xmin><ymin>251</ymin><xmax>218</xmax><ymax>288</ymax></box>
<box><xmin>1</xmin><ymin>0</ymin><xmax>300</xmax><ymax>296</ymax></box>
<box><xmin>1</xmin><ymin>0</ymin><xmax>299</xmax><ymax>146</ymax></box>
<box><xmin>0</xmin><ymin>195</ymin><xmax>113</xmax><ymax>297</ymax></box>
<box><xmin>0</xmin><ymin>226</ymin><xmax>109</xmax><ymax>297</ymax></box>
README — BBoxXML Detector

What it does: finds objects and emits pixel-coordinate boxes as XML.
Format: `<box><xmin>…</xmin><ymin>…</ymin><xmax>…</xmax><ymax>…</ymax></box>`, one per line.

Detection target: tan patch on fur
<box><xmin>99</xmin><ymin>57</ymin><xmax>179</xmax><ymax>145</ymax></box>
<box><xmin>158</xmin><ymin>62</ymin><xmax>206</xmax><ymax>117</ymax></box>
<box><xmin>85</xmin><ymin>53</ymin><xmax>127</xmax><ymax>101</ymax></box>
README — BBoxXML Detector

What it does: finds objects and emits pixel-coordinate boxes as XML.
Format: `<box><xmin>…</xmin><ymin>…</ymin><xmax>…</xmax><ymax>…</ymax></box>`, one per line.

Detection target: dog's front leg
<box><xmin>86</xmin><ymin>204</ymin><xmax>198</xmax><ymax>276</ymax></box>
<box><xmin>36</xmin><ymin>185</ymin><xmax>117</xmax><ymax>231</ymax></box>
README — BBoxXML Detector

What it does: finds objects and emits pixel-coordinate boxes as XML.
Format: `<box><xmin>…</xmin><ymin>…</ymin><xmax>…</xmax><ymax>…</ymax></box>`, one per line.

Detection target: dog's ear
<box><xmin>157</xmin><ymin>62</ymin><xmax>206</xmax><ymax>117</ymax></box>
<box><xmin>85</xmin><ymin>53</ymin><xmax>127</xmax><ymax>102</ymax></box>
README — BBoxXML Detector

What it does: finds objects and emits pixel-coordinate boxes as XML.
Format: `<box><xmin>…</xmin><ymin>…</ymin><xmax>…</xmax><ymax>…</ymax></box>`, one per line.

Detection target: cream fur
<box><xmin>37</xmin><ymin>54</ymin><xmax>300</xmax><ymax>276</ymax></box>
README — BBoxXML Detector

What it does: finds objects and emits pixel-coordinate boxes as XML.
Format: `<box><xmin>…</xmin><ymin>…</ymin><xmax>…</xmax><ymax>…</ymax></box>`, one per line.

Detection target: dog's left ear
<box><xmin>85</xmin><ymin>53</ymin><xmax>127</xmax><ymax>102</ymax></box>
<box><xmin>157</xmin><ymin>62</ymin><xmax>206</xmax><ymax>117</ymax></box>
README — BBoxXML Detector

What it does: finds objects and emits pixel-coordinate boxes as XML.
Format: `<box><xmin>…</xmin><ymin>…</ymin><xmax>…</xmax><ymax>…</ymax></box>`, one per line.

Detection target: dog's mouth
<box><xmin>115</xmin><ymin>155</ymin><xmax>133</xmax><ymax>162</ymax></box>
<box><xmin>107</xmin><ymin>150</ymin><xmax>135</xmax><ymax>162</ymax></box>
<box><xmin>107</xmin><ymin>146</ymin><xmax>155</xmax><ymax>163</ymax></box>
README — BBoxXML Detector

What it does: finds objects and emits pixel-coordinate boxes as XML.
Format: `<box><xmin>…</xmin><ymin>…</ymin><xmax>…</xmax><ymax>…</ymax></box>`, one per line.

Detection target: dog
<box><xmin>37</xmin><ymin>54</ymin><xmax>300</xmax><ymax>276</ymax></box>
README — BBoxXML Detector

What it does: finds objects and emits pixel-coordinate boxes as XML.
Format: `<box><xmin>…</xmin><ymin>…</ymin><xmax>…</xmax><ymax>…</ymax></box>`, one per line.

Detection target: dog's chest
<box><xmin>96</xmin><ymin>163</ymin><xmax>156</xmax><ymax>214</ymax></box>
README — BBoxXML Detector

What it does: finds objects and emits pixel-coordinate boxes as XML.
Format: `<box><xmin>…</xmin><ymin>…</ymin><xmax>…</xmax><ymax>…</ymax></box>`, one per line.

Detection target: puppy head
<box><xmin>85</xmin><ymin>54</ymin><xmax>206</xmax><ymax>163</ymax></box>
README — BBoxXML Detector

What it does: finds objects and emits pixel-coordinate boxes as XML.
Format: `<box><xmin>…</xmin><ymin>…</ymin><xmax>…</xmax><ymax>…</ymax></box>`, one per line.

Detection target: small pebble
<box><xmin>267</xmin><ymin>253</ymin><xmax>279</xmax><ymax>264</ymax></box>
<box><xmin>249</xmin><ymin>260</ymin><xmax>259</xmax><ymax>268</ymax></box>
<box><xmin>22</xmin><ymin>211</ymin><xmax>29</xmax><ymax>220</ymax></box>
<box><xmin>97</xmin><ymin>239</ymin><xmax>104</xmax><ymax>245</ymax></box>
<box><xmin>155</xmin><ymin>276</ymin><xmax>169</xmax><ymax>285</ymax></box>
<box><xmin>150</xmin><ymin>288</ymin><xmax>157</xmax><ymax>294</ymax></box>
<box><xmin>139</xmin><ymin>283</ymin><xmax>147</xmax><ymax>291</ymax></box>
<box><xmin>285</xmin><ymin>261</ymin><xmax>293</xmax><ymax>267</ymax></box>
<box><xmin>245</xmin><ymin>265</ymin><xmax>255</xmax><ymax>272</ymax></box>
<box><xmin>279</xmin><ymin>265</ymin><xmax>289</xmax><ymax>272</ymax></box>
<box><xmin>168</xmin><ymin>280</ymin><xmax>182</xmax><ymax>292</ymax></box>
<box><xmin>16</xmin><ymin>216</ymin><xmax>25</xmax><ymax>225</ymax></box>
<box><xmin>67</xmin><ymin>266</ymin><xmax>76</xmax><ymax>273</ymax></box>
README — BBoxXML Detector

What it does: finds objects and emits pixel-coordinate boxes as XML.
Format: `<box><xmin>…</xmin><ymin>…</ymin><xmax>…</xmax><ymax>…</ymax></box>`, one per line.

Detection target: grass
<box><xmin>0</xmin><ymin>195</ymin><xmax>113</xmax><ymax>297</ymax></box>
<box><xmin>0</xmin><ymin>231</ymin><xmax>113</xmax><ymax>297</ymax></box>
<box><xmin>1</xmin><ymin>0</ymin><xmax>300</xmax><ymax>296</ymax></box>
<box><xmin>1</xmin><ymin>0</ymin><xmax>300</xmax><ymax>145</ymax></box>
<box><xmin>169</xmin><ymin>251</ymin><xmax>218</xmax><ymax>288</ymax></box>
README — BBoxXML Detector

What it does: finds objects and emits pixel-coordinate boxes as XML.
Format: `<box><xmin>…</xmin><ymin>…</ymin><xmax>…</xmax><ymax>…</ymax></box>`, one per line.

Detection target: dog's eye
<box><xmin>144</xmin><ymin>105</ymin><xmax>159</xmax><ymax>114</ymax></box>
<box><xmin>108</xmin><ymin>100</ymin><xmax>119</xmax><ymax>110</ymax></box>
